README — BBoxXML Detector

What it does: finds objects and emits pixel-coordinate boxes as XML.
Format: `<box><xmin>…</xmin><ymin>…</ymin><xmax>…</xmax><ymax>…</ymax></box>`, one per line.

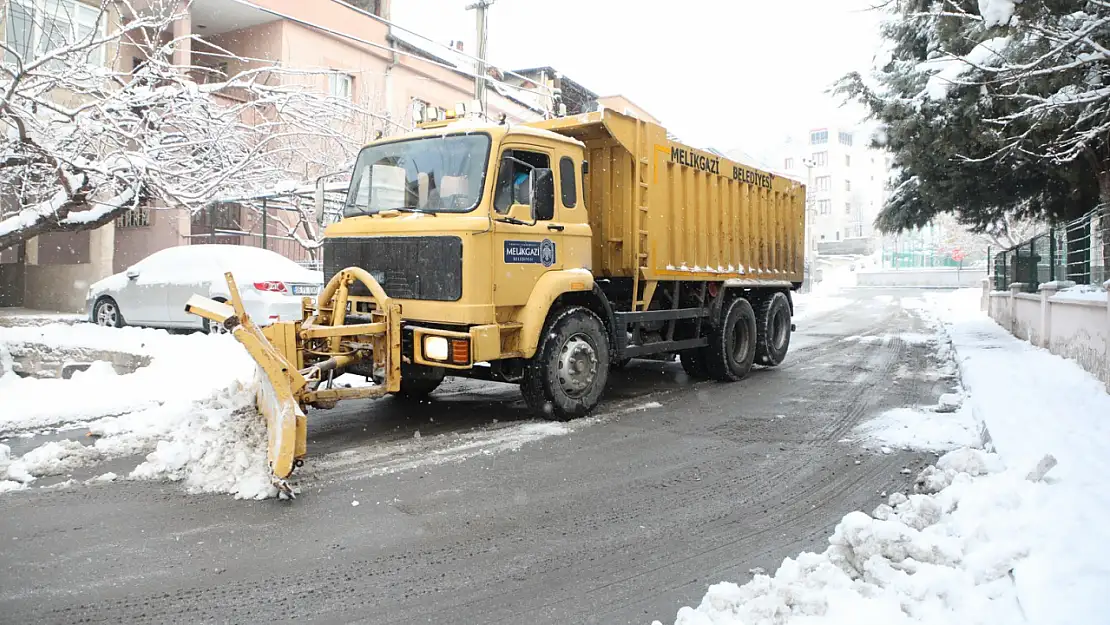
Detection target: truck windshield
<box><xmin>343</xmin><ymin>134</ymin><xmax>491</xmax><ymax>217</ymax></box>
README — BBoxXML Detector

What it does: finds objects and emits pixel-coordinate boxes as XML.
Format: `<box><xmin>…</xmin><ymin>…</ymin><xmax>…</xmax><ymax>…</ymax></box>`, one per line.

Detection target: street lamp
<box><xmin>802</xmin><ymin>157</ymin><xmax>817</xmax><ymax>291</ymax></box>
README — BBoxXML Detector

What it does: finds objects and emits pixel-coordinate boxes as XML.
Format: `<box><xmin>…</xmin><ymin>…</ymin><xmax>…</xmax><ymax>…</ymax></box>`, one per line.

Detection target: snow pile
<box><xmin>659</xmin><ymin>289</ymin><xmax>1110</xmax><ymax>625</ymax></box>
<box><xmin>1050</xmin><ymin>284</ymin><xmax>1107</xmax><ymax>303</ymax></box>
<box><xmin>0</xmin><ymin>323</ymin><xmax>277</xmax><ymax>499</ymax></box>
<box><xmin>857</xmin><ymin>402</ymin><xmax>983</xmax><ymax>453</ymax></box>
<box><xmin>656</xmin><ymin>448</ymin><xmax>1034</xmax><ymax>625</ymax></box>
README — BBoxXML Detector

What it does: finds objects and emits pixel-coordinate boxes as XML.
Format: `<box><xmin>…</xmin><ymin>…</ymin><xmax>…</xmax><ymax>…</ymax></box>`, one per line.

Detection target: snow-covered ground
<box><xmin>657</xmin><ymin>288</ymin><xmax>1110</xmax><ymax>625</ymax></box>
<box><xmin>0</xmin><ymin>324</ymin><xmax>277</xmax><ymax>499</ymax></box>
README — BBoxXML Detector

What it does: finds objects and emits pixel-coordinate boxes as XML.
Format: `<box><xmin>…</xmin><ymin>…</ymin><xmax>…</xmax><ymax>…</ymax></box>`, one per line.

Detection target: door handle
<box><xmin>547</xmin><ymin>224</ymin><xmax>565</xmax><ymax>232</ymax></box>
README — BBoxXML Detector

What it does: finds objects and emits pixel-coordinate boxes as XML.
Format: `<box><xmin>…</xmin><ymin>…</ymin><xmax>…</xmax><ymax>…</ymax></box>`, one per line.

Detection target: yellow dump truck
<box><xmin>186</xmin><ymin>108</ymin><xmax>805</xmax><ymax>494</ymax></box>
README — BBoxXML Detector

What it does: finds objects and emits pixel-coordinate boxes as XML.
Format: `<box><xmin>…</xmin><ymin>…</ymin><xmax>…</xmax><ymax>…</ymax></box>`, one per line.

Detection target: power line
<box><xmin>333</xmin><ymin>0</ymin><xmax>544</xmax><ymax>89</ymax></box>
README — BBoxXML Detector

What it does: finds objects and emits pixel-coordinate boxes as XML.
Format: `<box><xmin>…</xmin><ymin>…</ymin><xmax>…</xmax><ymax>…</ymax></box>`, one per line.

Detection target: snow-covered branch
<box><xmin>0</xmin><ymin>0</ymin><xmax>377</xmax><ymax>252</ymax></box>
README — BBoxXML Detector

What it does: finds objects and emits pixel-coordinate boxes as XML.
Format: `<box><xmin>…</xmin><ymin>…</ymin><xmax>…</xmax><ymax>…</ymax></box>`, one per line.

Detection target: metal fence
<box><xmin>990</xmin><ymin>208</ymin><xmax>1109</xmax><ymax>292</ymax></box>
<box><xmin>187</xmin><ymin>176</ymin><xmax>349</xmax><ymax>264</ymax></box>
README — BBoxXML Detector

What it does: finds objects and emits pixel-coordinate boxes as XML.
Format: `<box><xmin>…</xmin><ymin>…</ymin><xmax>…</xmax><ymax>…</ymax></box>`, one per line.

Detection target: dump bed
<box><xmin>530</xmin><ymin>110</ymin><xmax>805</xmax><ymax>284</ymax></box>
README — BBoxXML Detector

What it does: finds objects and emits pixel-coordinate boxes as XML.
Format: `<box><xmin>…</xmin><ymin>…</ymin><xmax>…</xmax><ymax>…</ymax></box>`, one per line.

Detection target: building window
<box><xmin>845</xmin><ymin>155</ymin><xmax>851</xmax><ymax>167</ymax></box>
<box><xmin>191</xmin><ymin>203</ymin><xmax>241</xmax><ymax>231</ymax></box>
<box><xmin>858</xmin><ymin>225</ymin><xmax>864</xmax><ymax>237</ymax></box>
<box><xmin>4</xmin><ymin>0</ymin><xmax>105</xmax><ymax>67</ymax></box>
<box><xmin>817</xmin><ymin>199</ymin><xmax>831</xmax><ymax>215</ymax></box>
<box><xmin>845</xmin><ymin>180</ymin><xmax>852</xmax><ymax>192</ymax></box>
<box><xmin>329</xmin><ymin>72</ymin><xmax>353</xmax><ymax>100</ymax></box>
<box><xmin>810</xmin><ymin>130</ymin><xmax>828</xmax><ymax>145</ymax></box>
<box><xmin>115</xmin><ymin>206</ymin><xmax>151</xmax><ymax>228</ymax></box>
<box><xmin>838</xmin><ymin>131</ymin><xmax>853</xmax><ymax>146</ymax></box>
<box><xmin>784</xmin><ymin>157</ymin><xmax>794</xmax><ymax>170</ymax></box>
<box><xmin>845</xmin><ymin>202</ymin><xmax>852</xmax><ymax>215</ymax></box>
<box><xmin>836</xmin><ymin>231</ymin><xmax>841</xmax><ymax>241</ymax></box>
<box><xmin>559</xmin><ymin>156</ymin><xmax>577</xmax><ymax>208</ymax></box>
<box><xmin>815</xmin><ymin>176</ymin><xmax>831</xmax><ymax>192</ymax></box>
<box><xmin>196</xmin><ymin>60</ymin><xmax>228</xmax><ymax>84</ymax></box>
<box><xmin>812</xmin><ymin>151</ymin><xmax>828</xmax><ymax>167</ymax></box>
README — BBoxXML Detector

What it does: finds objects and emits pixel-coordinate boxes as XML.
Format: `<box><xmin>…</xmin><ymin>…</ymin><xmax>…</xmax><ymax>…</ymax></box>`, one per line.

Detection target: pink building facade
<box><xmin>1</xmin><ymin>0</ymin><xmax>552</xmax><ymax>311</ymax></box>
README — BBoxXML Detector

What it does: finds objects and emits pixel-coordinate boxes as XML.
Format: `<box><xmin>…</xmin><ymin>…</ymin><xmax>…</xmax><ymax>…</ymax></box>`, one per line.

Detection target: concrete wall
<box><xmin>985</xmin><ymin>281</ymin><xmax>1110</xmax><ymax>390</ymax></box>
<box><xmin>858</xmin><ymin>268</ymin><xmax>987</xmax><ymax>288</ymax></box>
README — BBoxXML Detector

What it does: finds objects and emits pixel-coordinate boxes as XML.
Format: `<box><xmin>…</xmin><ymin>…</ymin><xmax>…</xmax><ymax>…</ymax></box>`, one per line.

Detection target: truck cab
<box><xmin>320</xmin><ymin>117</ymin><xmax>597</xmax><ymax>394</ymax></box>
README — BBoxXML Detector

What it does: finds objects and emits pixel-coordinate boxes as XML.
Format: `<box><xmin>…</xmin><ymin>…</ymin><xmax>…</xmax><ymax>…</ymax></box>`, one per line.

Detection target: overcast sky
<box><xmin>391</xmin><ymin>0</ymin><xmax>884</xmax><ymax>159</ymax></box>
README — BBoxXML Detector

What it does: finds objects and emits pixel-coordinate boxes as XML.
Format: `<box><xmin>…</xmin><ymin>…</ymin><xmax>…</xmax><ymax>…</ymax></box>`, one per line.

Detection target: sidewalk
<box><xmin>657</xmin><ymin>288</ymin><xmax>1110</xmax><ymax>625</ymax></box>
<box><xmin>925</xmin><ymin>289</ymin><xmax>1110</xmax><ymax>625</ymax></box>
<box><xmin>0</xmin><ymin>308</ymin><xmax>85</xmax><ymax>328</ymax></box>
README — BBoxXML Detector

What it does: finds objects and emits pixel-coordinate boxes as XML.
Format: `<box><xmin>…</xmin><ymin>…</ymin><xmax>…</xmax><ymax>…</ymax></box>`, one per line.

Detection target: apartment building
<box><xmin>773</xmin><ymin>125</ymin><xmax>892</xmax><ymax>256</ymax></box>
<box><xmin>0</xmin><ymin>0</ymin><xmax>573</xmax><ymax>311</ymax></box>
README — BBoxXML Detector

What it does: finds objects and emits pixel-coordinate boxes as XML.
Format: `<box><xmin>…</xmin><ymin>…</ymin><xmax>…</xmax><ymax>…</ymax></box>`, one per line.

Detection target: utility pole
<box><xmin>466</xmin><ymin>0</ymin><xmax>495</xmax><ymax>110</ymax></box>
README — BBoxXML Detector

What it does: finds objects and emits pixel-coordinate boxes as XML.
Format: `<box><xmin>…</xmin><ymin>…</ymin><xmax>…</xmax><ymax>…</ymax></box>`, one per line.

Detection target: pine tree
<box><xmin>836</xmin><ymin>0</ymin><xmax>1106</xmax><ymax>240</ymax></box>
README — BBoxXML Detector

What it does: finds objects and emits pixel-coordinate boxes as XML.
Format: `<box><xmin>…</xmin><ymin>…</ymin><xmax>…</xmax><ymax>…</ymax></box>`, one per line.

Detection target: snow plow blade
<box><xmin>185</xmin><ymin>268</ymin><xmax>402</xmax><ymax>494</ymax></box>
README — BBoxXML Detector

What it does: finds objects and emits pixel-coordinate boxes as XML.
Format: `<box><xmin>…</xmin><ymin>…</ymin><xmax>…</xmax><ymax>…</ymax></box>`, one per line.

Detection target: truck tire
<box><xmin>388</xmin><ymin>364</ymin><xmax>445</xmax><ymax>400</ymax></box>
<box><xmin>521</xmin><ymin>306</ymin><xmax>610</xmax><ymax>421</ymax></box>
<box><xmin>704</xmin><ymin>297</ymin><xmax>757</xmax><ymax>382</ymax></box>
<box><xmin>679</xmin><ymin>350</ymin><xmax>709</xmax><ymax>379</ymax></box>
<box><xmin>754</xmin><ymin>291</ymin><xmax>791</xmax><ymax>367</ymax></box>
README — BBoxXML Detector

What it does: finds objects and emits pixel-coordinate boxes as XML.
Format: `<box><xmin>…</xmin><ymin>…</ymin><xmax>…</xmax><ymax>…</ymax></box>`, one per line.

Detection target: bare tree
<box><xmin>0</xmin><ymin>0</ymin><xmax>370</xmax><ymax>252</ymax></box>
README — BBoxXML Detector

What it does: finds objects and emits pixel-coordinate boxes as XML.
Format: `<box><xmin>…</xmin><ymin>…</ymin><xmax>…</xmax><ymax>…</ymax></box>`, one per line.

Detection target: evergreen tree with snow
<box><xmin>836</xmin><ymin>0</ymin><xmax>1108</xmax><ymax>245</ymax></box>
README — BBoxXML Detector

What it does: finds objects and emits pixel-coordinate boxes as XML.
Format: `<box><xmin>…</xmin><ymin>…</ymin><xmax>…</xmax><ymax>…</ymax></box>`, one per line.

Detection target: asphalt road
<box><xmin>0</xmin><ymin>288</ymin><xmax>955</xmax><ymax>625</ymax></box>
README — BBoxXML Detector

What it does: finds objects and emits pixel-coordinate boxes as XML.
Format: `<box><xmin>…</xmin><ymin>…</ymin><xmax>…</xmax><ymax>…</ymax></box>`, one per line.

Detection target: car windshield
<box><xmin>343</xmin><ymin>134</ymin><xmax>490</xmax><ymax>217</ymax></box>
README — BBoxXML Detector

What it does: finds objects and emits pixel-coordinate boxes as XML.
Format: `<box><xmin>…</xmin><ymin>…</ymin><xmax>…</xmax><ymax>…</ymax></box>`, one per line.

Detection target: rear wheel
<box><xmin>704</xmin><ymin>297</ymin><xmax>757</xmax><ymax>382</ymax></box>
<box><xmin>522</xmin><ymin>306</ymin><xmax>610</xmax><ymax>420</ymax></box>
<box><xmin>93</xmin><ymin>297</ymin><xmax>124</xmax><ymax>328</ymax></box>
<box><xmin>755</xmin><ymin>291</ymin><xmax>792</xmax><ymax>367</ymax></box>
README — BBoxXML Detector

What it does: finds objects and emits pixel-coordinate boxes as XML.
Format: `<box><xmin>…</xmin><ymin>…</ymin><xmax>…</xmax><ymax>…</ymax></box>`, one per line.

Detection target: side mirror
<box><xmin>530</xmin><ymin>168</ymin><xmax>555</xmax><ymax>222</ymax></box>
<box><xmin>126</xmin><ymin>269</ymin><xmax>139</xmax><ymax>280</ymax></box>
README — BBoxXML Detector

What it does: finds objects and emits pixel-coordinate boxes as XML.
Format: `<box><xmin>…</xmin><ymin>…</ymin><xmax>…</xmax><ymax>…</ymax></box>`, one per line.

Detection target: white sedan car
<box><xmin>87</xmin><ymin>244</ymin><xmax>323</xmax><ymax>332</ymax></box>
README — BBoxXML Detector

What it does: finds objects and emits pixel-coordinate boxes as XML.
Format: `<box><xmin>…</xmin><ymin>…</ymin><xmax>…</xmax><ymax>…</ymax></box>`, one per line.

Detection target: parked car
<box><xmin>87</xmin><ymin>245</ymin><xmax>323</xmax><ymax>332</ymax></box>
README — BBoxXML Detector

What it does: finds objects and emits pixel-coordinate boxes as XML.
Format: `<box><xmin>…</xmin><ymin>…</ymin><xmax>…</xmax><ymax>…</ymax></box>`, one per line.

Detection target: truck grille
<box><xmin>323</xmin><ymin>236</ymin><xmax>463</xmax><ymax>301</ymax></box>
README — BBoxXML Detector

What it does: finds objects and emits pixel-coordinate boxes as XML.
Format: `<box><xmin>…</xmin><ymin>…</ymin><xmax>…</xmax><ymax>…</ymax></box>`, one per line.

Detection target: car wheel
<box><xmin>93</xmin><ymin>297</ymin><xmax>124</xmax><ymax>328</ymax></box>
<box><xmin>203</xmin><ymin>298</ymin><xmax>230</xmax><ymax>334</ymax></box>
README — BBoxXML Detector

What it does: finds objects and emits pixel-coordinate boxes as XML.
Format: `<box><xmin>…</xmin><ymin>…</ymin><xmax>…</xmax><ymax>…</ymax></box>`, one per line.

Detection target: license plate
<box><xmin>292</xmin><ymin>285</ymin><xmax>320</xmax><ymax>296</ymax></box>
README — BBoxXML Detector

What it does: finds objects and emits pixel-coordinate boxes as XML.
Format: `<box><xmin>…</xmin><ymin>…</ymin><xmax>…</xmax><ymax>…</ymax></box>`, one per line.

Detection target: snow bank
<box><xmin>658</xmin><ymin>288</ymin><xmax>1110</xmax><ymax>625</ymax></box>
<box><xmin>1050</xmin><ymin>284</ymin><xmax>1107</xmax><ymax>303</ymax></box>
<box><xmin>657</xmin><ymin>448</ymin><xmax>1033</xmax><ymax>625</ymax></box>
<box><xmin>0</xmin><ymin>323</ymin><xmax>277</xmax><ymax>499</ymax></box>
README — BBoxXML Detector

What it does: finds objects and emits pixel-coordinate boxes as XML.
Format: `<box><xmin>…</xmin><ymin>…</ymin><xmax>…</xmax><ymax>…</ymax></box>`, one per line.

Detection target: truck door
<box><xmin>492</xmin><ymin>145</ymin><xmax>563</xmax><ymax>307</ymax></box>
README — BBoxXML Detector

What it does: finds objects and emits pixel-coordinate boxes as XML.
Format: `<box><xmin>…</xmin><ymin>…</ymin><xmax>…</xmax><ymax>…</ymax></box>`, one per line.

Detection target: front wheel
<box><xmin>390</xmin><ymin>364</ymin><xmax>446</xmax><ymax>400</ymax></box>
<box><xmin>521</xmin><ymin>307</ymin><xmax>611</xmax><ymax>421</ymax></box>
<box><xmin>93</xmin><ymin>297</ymin><xmax>124</xmax><ymax>328</ymax></box>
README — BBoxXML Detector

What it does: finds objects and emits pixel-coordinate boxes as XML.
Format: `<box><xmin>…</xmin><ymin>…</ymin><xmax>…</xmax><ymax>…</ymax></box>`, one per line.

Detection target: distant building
<box><xmin>770</xmin><ymin>126</ymin><xmax>893</xmax><ymax>256</ymax></box>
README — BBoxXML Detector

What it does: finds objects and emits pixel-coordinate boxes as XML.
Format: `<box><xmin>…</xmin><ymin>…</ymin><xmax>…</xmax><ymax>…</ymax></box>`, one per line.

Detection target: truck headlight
<box><xmin>424</xmin><ymin>336</ymin><xmax>449</xmax><ymax>361</ymax></box>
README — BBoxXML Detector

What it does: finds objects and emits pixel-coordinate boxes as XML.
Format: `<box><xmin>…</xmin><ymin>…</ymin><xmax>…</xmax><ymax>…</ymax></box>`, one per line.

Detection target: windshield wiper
<box><xmin>387</xmin><ymin>207</ymin><xmax>438</xmax><ymax>216</ymax></box>
<box><xmin>494</xmin><ymin>215</ymin><xmax>529</xmax><ymax>226</ymax></box>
